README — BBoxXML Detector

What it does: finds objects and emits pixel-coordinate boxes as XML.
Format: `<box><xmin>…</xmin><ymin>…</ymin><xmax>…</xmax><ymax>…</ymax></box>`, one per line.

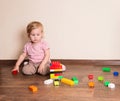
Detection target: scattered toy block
<box><xmin>88</xmin><ymin>82</ymin><xmax>95</xmax><ymax>88</ymax></box>
<box><xmin>29</xmin><ymin>85</ymin><xmax>38</xmax><ymax>92</ymax></box>
<box><xmin>12</xmin><ymin>70</ymin><xmax>18</xmax><ymax>75</ymax></box>
<box><xmin>113</xmin><ymin>71</ymin><xmax>119</xmax><ymax>76</ymax></box>
<box><xmin>71</xmin><ymin>76</ymin><xmax>79</xmax><ymax>84</ymax></box>
<box><xmin>104</xmin><ymin>81</ymin><xmax>110</xmax><ymax>87</ymax></box>
<box><xmin>98</xmin><ymin>76</ymin><xmax>104</xmax><ymax>81</ymax></box>
<box><xmin>61</xmin><ymin>78</ymin><xmax>74</xmax><ymax>86</ymax></box>
<box><xmin>88</xmin><ymin>74</ymin><xmax>94</xmax><ymax>80</ymax></box>
<box><xmin>44</xmin><ymin>79</ymin><xmax>53</xmax><ymax>85</ymax></box>
<box><xmin>102</xmin><ymin>67</ymin><xmax>111</xmax><ymax>72</ymax></box>
<box><xmin>54</xmin><ymin>79</ymin><xmax>60</xmax><ymax>86</ymax></box>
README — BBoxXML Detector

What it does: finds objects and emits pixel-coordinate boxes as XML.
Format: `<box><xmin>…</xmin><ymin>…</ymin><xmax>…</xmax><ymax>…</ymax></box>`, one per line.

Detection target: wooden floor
<box><xmin>0</xmin><ymin>64</ymin><xmax>120</xmax><ymax>101</ymax></box>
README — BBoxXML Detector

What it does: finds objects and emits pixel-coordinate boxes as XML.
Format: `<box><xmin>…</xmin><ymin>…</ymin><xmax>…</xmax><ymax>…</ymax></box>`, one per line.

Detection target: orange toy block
<box><xmin>29</xmin><ymin>85</ymin><xmax>38</xmax><ymax>92</ymax></box>
<box><xmin>88</xmin><ymin>82</ymin><xmax>95</xmax><ymax>88</ymax></box>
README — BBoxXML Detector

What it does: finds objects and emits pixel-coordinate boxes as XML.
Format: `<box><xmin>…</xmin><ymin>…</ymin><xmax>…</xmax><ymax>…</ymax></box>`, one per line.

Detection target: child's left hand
<box><xmin>38</xmin><ymin>63</ymin><xmax>45</xmax><ymax>74</ymax></box>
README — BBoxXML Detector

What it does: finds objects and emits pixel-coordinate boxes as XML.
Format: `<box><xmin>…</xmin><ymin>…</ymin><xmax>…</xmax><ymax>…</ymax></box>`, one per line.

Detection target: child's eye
<box><xmin>31</xmin><ymin>34</ymin><xmax>35</xmax><ymax>36</ymax></box>
<box><xmin>37</xmin><ymin>34</ymin><xmax>40</xmax><ymax>36</ymax></box>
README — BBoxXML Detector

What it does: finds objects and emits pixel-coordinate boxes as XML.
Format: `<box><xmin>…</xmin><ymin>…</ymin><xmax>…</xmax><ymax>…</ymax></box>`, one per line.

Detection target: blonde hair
<box><xmin>26</xmin><ymin>21</ymin><xmax>44</xmax><ymax>37</ymax></box>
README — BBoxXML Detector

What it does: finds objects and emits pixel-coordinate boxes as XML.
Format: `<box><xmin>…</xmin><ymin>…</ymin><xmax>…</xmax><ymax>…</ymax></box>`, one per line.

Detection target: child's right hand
<box><xmin>12</xmin><ymin>66</ymin><xmax>19</xmax><ymax>72</ymax></box>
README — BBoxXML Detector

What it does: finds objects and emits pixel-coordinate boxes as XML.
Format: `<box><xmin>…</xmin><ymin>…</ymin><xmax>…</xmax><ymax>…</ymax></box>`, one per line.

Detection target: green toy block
<box><xmin>104</xmin><ymin>81</ymin><xmax>110</xmax><ymax>87</ymax></box>
<box><xmin>71</xmin><ymin>76</ymin><xmax>79</xmax><ymax>84</ymax></box>
<box><xmin>58</xmin><ymin>76</ymin><xmax>63</xmax><ymax>80</ymax></box>
<box><xmin>102</xmin><ymin>67</ymin><xmax>111</xmax><ymax>72</ymax></box>
<box><xmin>98</xmin><ymin>76</ymin><xmax>104</xmax><ymax>81</ymax></box>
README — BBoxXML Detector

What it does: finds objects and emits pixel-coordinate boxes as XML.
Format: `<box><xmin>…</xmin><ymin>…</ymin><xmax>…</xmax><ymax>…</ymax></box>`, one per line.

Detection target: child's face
<box><xmin>29</xmin><ymin>27</ymin><xmax>43</xmax><ymax>43</ymax></box>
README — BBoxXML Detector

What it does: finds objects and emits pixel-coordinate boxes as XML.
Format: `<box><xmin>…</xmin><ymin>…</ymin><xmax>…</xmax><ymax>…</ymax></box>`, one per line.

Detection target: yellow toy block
<box><xmin>61</xmin><ymin>78</ymin><xmax>74</xmax><ymax>86</ymax></box>
<box><xmin>50</xmin><ymin>73</ymin><xmax>62</xmax><ymax>79</ymax></box>
<box><xmin>29</xmin><ymin>85</ymin><xmax>38</xmax><ymax>92</ymax></box>
<box><xmin>50</xmin><ymin>74</ymin><xmax>58</xmax><ymax>79</ymax></box>
<box><xmin>54</xmin><ymin>79</ymin><xmax>60</xmax><ymax>86</ymax></box>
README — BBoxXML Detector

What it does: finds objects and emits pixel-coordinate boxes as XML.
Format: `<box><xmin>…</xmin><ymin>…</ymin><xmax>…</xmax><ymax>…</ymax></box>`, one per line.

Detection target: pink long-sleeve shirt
<box><xmin>23</xmin><ymin>40</ymin><xmax>50</xmax><ymax>63</ymax></box>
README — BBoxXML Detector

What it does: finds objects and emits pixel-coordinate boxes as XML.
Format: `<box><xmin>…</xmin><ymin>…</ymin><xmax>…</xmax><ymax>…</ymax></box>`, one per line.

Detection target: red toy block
<box><xmin>50</xmin><ymin>61</ymin><xmax>62</xmax><ymax>69</ymax></box>
<box><xmin>12</xmin><ymin>70</ymin><xmax>18</xmax><ymax>75</ymax></box>
<box><xmin>52</xmin><ymin>61</ymin><xmax>60</xmax><ymax>66</ymax></box>
<box><xmin>54</xmin><ymin>73</ymin><xmax>62</xmax><ymax>76</ymax></box>
<box><xmin>88</xmin><ymin>74</ymin><xmax>93</xmax><ymax>80</ymax></box>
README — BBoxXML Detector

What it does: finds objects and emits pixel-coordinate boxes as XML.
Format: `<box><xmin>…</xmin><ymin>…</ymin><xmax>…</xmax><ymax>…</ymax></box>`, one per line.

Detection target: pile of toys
<box><xmin>50</xmin><ymin>61</ymin><xmax>63</xmax><ymax>80</ymax></box>
<box><xmin>44</xmin><ymin>61</ymin><xmax>79</xmax><ymax>86</ymax></box>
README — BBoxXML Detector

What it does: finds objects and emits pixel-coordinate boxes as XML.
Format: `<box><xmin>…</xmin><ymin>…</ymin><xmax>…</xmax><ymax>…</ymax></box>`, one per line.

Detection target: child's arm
<box><xmin>41</xmin><ymin>49</ymin><xmax>50</xmax><ymax>65</ymax></box>
<box><xmin>12</xmin><ymin>52</ymin><xmax>27</xmax><ymax>72</ymax></box>
<box><xmin>38</xmin><ymin>49</ymin><xmax>50</xmax><ymax>72</ymax></box>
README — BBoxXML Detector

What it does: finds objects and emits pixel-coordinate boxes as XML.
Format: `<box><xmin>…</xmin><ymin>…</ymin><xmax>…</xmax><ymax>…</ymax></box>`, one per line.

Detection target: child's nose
<box><xmin>34</xmin><ymin>35</ymin><xmax>37</xmax><ymax>38</ymax></box>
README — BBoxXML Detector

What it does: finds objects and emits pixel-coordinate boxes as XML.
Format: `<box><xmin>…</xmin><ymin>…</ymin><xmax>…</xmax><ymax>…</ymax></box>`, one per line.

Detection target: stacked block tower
<box><xmin>50</xmin><ymin>61</ymin><xmax>63</xmax><ymax>79</ymax></box>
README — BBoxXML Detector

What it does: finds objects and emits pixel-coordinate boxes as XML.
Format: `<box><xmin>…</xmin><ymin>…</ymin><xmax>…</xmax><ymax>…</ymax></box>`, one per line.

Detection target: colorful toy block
<box><xmin>88</xmin><ymin>82</ymin><xmax>95</xmax><ymax>88</ymax></box>
<box><xmin>12</xmin><ymin>70</ymin><xmax>18</xmax><ymax>75</ymax></box>
<box><xmin>29</xmin><ymin>85</ymin><xmax>38</xmax><ymax>92</ymax></box>
<box><xmin>104</xmin><ymin>81</ymin><xmax>110</xmax><ymax>87</ymax></box>
<box><xmin>50</xmin><ymin>73</ymin><xmax>62</xmax><ymax>79</ymax></box>
<box><xmin>50</xmin><ymin>61</ymin><xmax>62</xmax><ymax>72</ymax></box>
<box><xmin>54</xmin><ymin>79</ymin><xmax>60</xmax><ymax>86</ymax></box>
<box><xmin>44</xmin><ymin>79</ymin><xmax>53</xmax><ymax>85</ymax></box>
<box><xmin>102</xmin><ymin>67</ymin><xmax>111</xmax><ymax>72</ymax></box>
<box><xmin>88</xmin><ymin>74</ymin><xmax>94</xmax><ymax>80</ymax></box>
<box><xmin>61</xmin><ymin>78</ymin><xmax>74</xmax><ymax>86</ymax></box>
<box><xmin>98</xmin><ymin>76</ymin><xmax>104</xmax><ymax>82</ymax></box>
<box><xmin>58</xmin><ymin>76</ymin><xmax>63</xmax><ymax>80</ymax></box>
<box><xmin>71</xmin><ymin>76</ymin><xmax>79</xmax><ymax>84</ymax></box>
<box><xmin>113</xmin><ymin>71</ymin><xmax>119</xmax><ymax>76</ymax></box>
<box><xmin>50</xmin><ymin>61</ymin><xmax>63</xmax><ymax>80</ymax></box>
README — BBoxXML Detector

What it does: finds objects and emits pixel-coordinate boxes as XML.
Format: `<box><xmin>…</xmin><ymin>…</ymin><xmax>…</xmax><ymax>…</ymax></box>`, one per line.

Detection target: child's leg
<box><xmin>22</xmin><ymin>62</ymin><xmax>36</xmax><ymax>75</ymax></box>
<box><xmin>37</xmin><ymin>62</ymin><xmax>50</xmax><ymax>75</ymax></box>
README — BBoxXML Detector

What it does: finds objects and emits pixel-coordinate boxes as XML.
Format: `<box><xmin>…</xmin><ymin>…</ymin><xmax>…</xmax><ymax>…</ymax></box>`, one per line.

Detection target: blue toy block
<box><xmin>113</xmin><ymin>71</ymin><xmax>119</xmax><ymax>76</ymax></box>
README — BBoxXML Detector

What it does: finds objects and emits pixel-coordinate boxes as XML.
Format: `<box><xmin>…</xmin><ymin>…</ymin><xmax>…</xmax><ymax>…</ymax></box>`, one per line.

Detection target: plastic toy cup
<box><xmin>12</xmin><ymin>70</ymin><xmax>18</xmax><ymax>75</ymax></box>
